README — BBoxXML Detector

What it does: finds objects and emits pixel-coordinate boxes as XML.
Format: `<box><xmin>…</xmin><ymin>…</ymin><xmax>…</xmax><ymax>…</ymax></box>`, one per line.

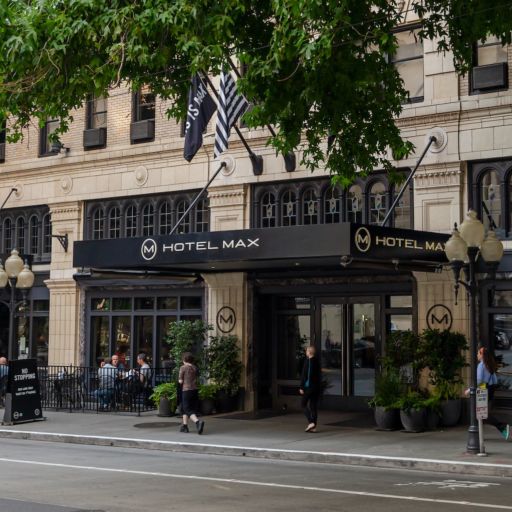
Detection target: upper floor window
<box><xmin>29</xmin><ymin>215</ymin><xmax>39</xmax><ymax>254</ymax></box>
<box><xmin>16</xmin><ymin>217</ymin><xmax>25</xmax><ymax>253</ymax></box>
<box><xmin>253</xmin><ymin>176</ymin><xmax>413</xmax><ymax>229</ymax></box>
<box><xmin>472</xmin><ymin>36</ymin><xmax>508</xmax><ymax>93</ymax></box>
<box><xmin>142</xmin><ymin>204</ymin><xmax>155</xmax><ymax>236</ymax></box>
<box><xmin>0</xmin><ymin>119</ymin><xmax>5</xmax><ymax>163</ymax></box>
<box><xmin>92</xmin><ymin>208</ymin><xmax>105</xmax><ymax>240</ymax></box>
<box><xmin>108</xmin><ymin>207</ymin><xmax>121</xmax><ymax>239</ymax></box>
<box><xmin>3</xmin><ymin>218</ymin><xmax>12</xmax><ymax>252</ymax></box>
<box><xmin>42</xmin><ymin>213</ymin><xmax>52</xmax><ymax>254</ymax></box>
<box><xmin>125</xmin><ymin>205</ymin><xmax>138</xmax><ymax>238</ymax></box>
<box><xmin>87</xmin><ymin>95</ymin><xmax>107</xmax><ymax>129</ymax></box>
<box><xmin>392</xmin><ymin>28</ymin><xmax>424</xmax><ymax>103</ymax></box>
<box><xmin>175</xmin><ymin>200</ymin><xmax>190</xmax><ymax>234</ymax></box>
<box><xmin>196</xmin><ymin>199</ymin><xmax>209</xmax><ymax>233</ymax></box>
<box><xmin>159</xmin><ymin>202</ymin><xmax>172</xmax><ymax>235</ymax></box>
<box><xmin>133</xmin><ymin>86</ymin><xmax>155</xmax><ymax>122</ymax></box>
<box><xmin>39</xmin><ymin>119</ymin><xmax>59</xmax><ymax>156</ymax></box>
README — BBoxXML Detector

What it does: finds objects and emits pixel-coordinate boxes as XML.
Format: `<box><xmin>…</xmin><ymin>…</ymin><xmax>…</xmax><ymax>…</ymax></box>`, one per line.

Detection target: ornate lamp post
<box><xmin>0</xmin><ymin>249</ymin><xmax>35</xmax><ymax>360</ymax></box>
<box><xmin>444</xmin><ymin>211</ymin><xmax>504</xmax><ymax>453</ymax></box>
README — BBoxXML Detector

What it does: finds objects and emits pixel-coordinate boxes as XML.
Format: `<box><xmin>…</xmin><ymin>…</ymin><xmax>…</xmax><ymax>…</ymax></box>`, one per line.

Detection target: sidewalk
<box><xmin>1</xmin><ymin>409</ymin><xmax>512</xmax><ymax>478</ymax></box>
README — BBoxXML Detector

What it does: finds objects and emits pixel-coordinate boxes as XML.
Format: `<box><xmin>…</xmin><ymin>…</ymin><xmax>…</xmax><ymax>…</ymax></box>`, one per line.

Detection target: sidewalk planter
<box><xmin>425</xmin><ymin>408</ymin><xmax>440</xmax><ymax>430</ymax></box>
<box><xmin>216</xmin><ymin>389</ymin><xmax>239</xmax><ymax>413</ymax></box>
<box><xmin>374</xmin><ymin>406</ymin><xmax>401</xmax><ymax>431</ymax></box>
<box><xmin>157</xmin><ymin>397</ymin><xmax>172</xmax><ymax>417</ymax></box>
<box><xmin>200</xmin><ymin>398</ymin><xmax>216</xmax><ymax>416</ymax></box>
<box><xmin>149</xmin><ymin>382</ymin><xmax>177</xmax><ymax>417</ymax></box>
<box><xmin>400</xmin><ymin>408</ymin><xmax>426</xmax><ymax>432</ymax></box>
<box><xmin>198</xmin><ymin>383</ymin><xmax>218</xmax><ymax>415</ymax></box>
<box><xmin>440</xmin><ymin>398</ymin><xmax>462</xmax><ymax>427</ymax></box>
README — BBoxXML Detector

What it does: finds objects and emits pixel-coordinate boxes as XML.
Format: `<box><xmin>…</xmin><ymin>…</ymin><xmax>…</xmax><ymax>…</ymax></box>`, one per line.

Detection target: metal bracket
<box><xmin>52</xmin><ymin>233</ymin><xmax>69</xmax><ymax>252</ymax></box>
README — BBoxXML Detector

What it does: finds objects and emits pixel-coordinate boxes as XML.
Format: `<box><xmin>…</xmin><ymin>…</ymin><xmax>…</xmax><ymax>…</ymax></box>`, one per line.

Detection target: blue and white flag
<box><xmin>214</xmin><ymin>70</ymin><xmax>249</xmax><ymax>158</ymax></box>
<box><xmin>183</xmin><ymin>74</ymin><xmax>217</xmax><ymax>162</ymax></box>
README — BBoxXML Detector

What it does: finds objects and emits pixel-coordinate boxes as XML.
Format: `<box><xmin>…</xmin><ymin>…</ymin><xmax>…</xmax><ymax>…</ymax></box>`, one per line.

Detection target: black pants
<box><xmin>301</xmin><ymin>389</ymin><xmax>319</xmax><ymax>425</ymax></box>
<box><xmin>486</xmin><ymin>398</ymin><xmax>507</xmax><ymax>433</ymax></box>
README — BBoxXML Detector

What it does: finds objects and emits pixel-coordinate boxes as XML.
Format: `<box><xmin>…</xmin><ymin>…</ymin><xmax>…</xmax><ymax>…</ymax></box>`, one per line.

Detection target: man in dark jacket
<box><xmin>299</xmin><ymin>346</ymin><xmax>321</xmax><ymax>432</ymax></box>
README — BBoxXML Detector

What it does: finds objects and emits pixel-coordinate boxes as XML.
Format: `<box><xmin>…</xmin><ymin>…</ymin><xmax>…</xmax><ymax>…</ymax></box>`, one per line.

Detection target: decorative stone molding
<box><xmin>59</xmin><ymin>176</ymin><xmax>73</xmax><ymax>194</ymax></box>
<box><xmin>13</xmin><ymin>183</ymin><xmax>23</xmax><ymax>199</ymax></box>
<box><xmin>208</xmin><ymin>186</ymin><xmax>247</xmax><ymax>208</ymax></box>
<box><xmin>49</xmin><ymin>202</ymin><xmax>81</xmax><ymax>223</ymax></box>
<box><xmin>414</xmin><ymin>164</ymin><xmax>462</xmax><ymax>190</ymax></box>
<box><xmin>134</xmin><ymin>165</ymin><xmax>149</xmax><ymax>187</ymax></box>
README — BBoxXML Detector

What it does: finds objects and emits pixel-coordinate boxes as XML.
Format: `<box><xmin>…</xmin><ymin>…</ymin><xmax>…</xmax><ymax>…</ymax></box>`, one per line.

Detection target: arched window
<box><xmin>3</xmin><ymin>218</ymin><xmax>12</xmax><ymax>252</ymax></box>
<box><xmin>108</xmin><ymin>207</ymin><xmax>121</xmax><ymax>239</ymax></box>
<box><xmin>481</xmin><ymin>170</ymin><xmax>501</xmax><ymax>233</ymax></box>
<box><xmin>369</xmin><ymin>181</ymin><xmax>388</xmax><ymax>225</ymax></box>
<box><xmin>346</xmin><ymin>185</ymin><xmax>363</xmax><ymax>223</ymax></box>
<box><xmin>196</xmin><ymin>199</ymin><xmax>209</xmax><ymax>233</ymax></box>
<box><xmin>92</xmin><ymin>208</ymin><xmax>105</xmax><ymax>240</ymax></box>
<box><xmin>176</xmin><ymin>200</ymin><xmax>190</xmax><ymax>234</ymax></box>
<box><xmin>302</xmin><ymin>188</ymin><xmax>318</xmax><ymax>225</ymax></box>
<box><xmin>16</xmin><ymin>217</ymin><xmax>25</xmax><ymax>253</ymax></box>
<box><xmin>281</xmin><ymin>190</ymin><xmax>296</xmax><ymax>226</ymax></box>
<box><xmin>394</xmin><ymin>184</ymin><xmax>412</xmax><ymax>229</ymax></box>
<box><xmin>125</xmin><ymin>205</ymin><xmax>137</xmax><ymax>237</ymax></box>
<box><xmin>324</xmin><ymin>187</ymin><xmax>341</xmax><ymax>224</ymax></box>
<box><xmin>29</xmin><ymin>215</ymin><xmax>39</xmax><ymax>254</ymax></box>
<box><xmin>142</xmin><ymin>203</ymin><xmax>155</xmax><ymax>236</ymax></box>
<box><xmin>159</xmin><ymin>202</ymin><xmax>172</xmax><ymax>235</ymax></box>
<box><xmin>42</xmin><ymin>213</ymin><xmax>51</xmax><ymax>253</ymax></box>
<box><xmin>261</xmin><ymin>192</ymin><xmax>276</xmax><ymax>228</ymax></box>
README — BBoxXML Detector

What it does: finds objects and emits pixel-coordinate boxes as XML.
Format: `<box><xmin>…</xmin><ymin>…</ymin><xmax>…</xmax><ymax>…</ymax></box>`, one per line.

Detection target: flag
<box><xmin>183</xmin><ymin>74</ymin><xmax>217</xmax><ymax>162</ymax></box>
<box><xmin>214</xmin><ymin>70</ymin><xmax>249</xmax><ymax>158</ymax></box>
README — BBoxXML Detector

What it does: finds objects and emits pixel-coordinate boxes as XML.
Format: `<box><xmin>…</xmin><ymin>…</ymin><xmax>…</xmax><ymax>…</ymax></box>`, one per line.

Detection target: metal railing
<box><xmin>37</xmin><ymin>365</ymin><xmax>173</xmax><ymax>416</ymax></box>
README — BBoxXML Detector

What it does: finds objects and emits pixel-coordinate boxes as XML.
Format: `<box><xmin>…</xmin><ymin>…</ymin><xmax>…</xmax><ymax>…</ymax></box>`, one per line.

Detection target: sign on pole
<box><xmin>476</xmin><ymin>387</ymin><xmax>488</xmax><ymax>420</ymax></box>
<box><xmin>2</xmin><ymin>359</ymin><xmax>44</xmax><ymax>425</ymax></box>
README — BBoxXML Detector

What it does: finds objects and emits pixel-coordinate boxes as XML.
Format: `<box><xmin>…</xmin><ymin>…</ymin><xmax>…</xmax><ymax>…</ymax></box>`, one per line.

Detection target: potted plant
<box><xmin>198</xmin><ymin>383</ymin><xmax>218</xmax><ymax>415</ymax></box>
<box><xmin>368</xmin><ymin>369</ymin><xmax>402</xmax><ymax>430</ymax></box>
<box><xmin>396</xmin><ymin>390</ymin><xmax>428</xmax><ymax>432</ymax></box>
<box><xmin>422</xmin><ymin>328</ymin><xmax>468</xmax><ymax>426</ymax></box>
<box><xmin>206</xmin><ymin>334</ymin><xmax>243</xmax><ymax>413</ymax></box>
<box><xmin>423</xmin><ymin>392</ymin><xmax>442</xmax><ymax>430</ymax></box>
<box><xmin>149</xmin><ymin>382</ymin><xmax>177</xmax><ymax>417</ymax></box>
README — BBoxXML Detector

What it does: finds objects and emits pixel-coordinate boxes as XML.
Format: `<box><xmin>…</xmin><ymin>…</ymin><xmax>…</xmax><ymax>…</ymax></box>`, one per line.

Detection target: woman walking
<box><xmin>299</xmin><ymin>345</ymin><xmax>322</xmax><ymax>433</ymax></box>
<box><xmin>477</xmin><ymin>345</ymin><xmax>510</xmax><ymax>441</ymax></box>
<box><xmin>178</xmin><ymin>352</ymin><xmax>205</xmax><ymax>434</ymax></box>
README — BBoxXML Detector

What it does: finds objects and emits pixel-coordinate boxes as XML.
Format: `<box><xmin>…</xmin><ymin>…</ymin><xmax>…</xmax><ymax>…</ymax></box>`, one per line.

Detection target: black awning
<box><xmin>73</xmin><ymin>223</ymin><xmax>449</xmax><ymax>274</ymax></box>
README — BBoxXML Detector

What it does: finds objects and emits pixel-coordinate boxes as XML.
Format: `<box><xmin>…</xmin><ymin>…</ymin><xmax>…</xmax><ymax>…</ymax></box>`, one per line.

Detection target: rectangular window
<box><xmin>87</xmin><ymin>95</ymin><xmax>107</xmax><ymax>129</ymax></box>
<box><xmin>392</xmin><ymin>28</ymin><xmax>424</xmax><ymax>103</ymax></box>
<box><xmin>133</xmin><ymin>86</ymin><xmax>155</xmax><ymax>122</ymax></box>
<box><xmin>39</xmin><ymin>119</ymin><xmax>59</xmax><ymax>156</ymax></box>
<box><xmin>471</xmin><ymin>36</ymin><xmax>508</xmax><ymax>93</ymax></box>
<box><xmin>476</xmin><ymin>36</ymin><xmax>508</xmax><ymax>66</ymax></box>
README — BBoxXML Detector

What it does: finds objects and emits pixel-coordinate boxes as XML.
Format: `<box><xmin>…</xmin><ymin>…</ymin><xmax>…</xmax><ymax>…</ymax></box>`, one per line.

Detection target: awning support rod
<box><xmin>169</xmin><ymin>161</ymin><xmax>226</xmax><ymax>236</ymax></box>
<box><xmin>0</xmin><ymin>187</ymin><xmax>18</xmax><ymax>212</ymax></box>
<box><xmin>381</xmin><ymin>135</ymin><xmax>436</xmax><ymax>227</ymax></box>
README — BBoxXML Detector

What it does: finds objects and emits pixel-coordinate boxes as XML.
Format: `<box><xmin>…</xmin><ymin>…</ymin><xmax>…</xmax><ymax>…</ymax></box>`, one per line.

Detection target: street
<box><xmin>0</xmin><ymin>439</ymin><xmax>511</xmax><ymax>511</ymax></box>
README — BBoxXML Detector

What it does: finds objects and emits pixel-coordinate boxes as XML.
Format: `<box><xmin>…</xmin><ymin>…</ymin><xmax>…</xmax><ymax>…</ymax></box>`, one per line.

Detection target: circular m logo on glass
<box><xmin>141</xmin><ymin>238</ymin><xmax>158</xmax><ymax>261</ymax></box>
<box><xmin>354</xmin><ymin>227</ymin><xmax>371</xmax><ymax>253</ymax></box>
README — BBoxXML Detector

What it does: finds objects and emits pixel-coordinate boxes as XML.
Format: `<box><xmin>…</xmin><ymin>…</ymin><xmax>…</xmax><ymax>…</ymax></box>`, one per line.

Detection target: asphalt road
<box><xmin>0</xmin><ymin>439</ymin><xmax>511</xmax><ymax>512</ymax></box>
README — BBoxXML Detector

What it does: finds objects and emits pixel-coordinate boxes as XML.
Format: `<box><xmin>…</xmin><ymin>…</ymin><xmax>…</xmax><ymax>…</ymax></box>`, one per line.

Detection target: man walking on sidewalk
<box><xmin>299</xmin><ymin>346</ymin><xmax>322</xmax><ymax>433</ymax></box>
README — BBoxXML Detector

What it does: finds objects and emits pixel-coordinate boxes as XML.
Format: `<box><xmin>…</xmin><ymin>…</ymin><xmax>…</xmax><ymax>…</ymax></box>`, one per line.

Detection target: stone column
<box><xmin>44</xmin><ymin>201</ymin><xmax>82</xmax><ymax>365</ymax></box>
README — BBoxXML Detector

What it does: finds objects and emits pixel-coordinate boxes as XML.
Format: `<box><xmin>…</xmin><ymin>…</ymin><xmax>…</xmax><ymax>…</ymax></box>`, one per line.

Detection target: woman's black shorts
<box><xmin>181</xmin><ymin>389</ymin><xmax>199</xmax><ymax>416</ymax></box>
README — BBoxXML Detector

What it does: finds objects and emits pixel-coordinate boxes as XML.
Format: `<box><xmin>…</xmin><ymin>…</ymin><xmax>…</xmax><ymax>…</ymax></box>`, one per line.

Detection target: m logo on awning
<box><xmin>426</xmin><ymin>304</ymin><xmax>453</xmax><ymax>331</ymax></box>
<box><xmin>355</xmin><ymin>227</ymin><xmax>371</xmax><ymax>253</ymax></box>
<box><xmin>141</xmin><ymin>238</ymin><xmax>157</xmax><ymax>261</ymax></box>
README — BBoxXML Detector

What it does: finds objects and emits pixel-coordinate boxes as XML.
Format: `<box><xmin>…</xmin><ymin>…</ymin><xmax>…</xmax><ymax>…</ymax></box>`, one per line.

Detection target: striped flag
<box><xmin>214</xmin><ymin>70</ymin><xmax>249</xmax><ymax>158</ymax></box>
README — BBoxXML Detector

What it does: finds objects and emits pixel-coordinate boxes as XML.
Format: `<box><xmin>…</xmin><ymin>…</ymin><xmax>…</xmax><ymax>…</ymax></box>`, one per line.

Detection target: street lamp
<box><xmin>444</xmin><ymin>210</ymin><xmax>504</xmax><ymax>453</ymax></box>
<box><xmin>0</xmin><ymin>249</ymin><xmax>35</xmax><ymax>361</ymax></box>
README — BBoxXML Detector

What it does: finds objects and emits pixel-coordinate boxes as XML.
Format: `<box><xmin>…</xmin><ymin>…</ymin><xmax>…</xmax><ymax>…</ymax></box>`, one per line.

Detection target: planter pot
<box><xmin>425</xmin><ymin>408</ymin><xmax>440</xmax><ymax>431</ymax></box>
<box><xmin>157</xmin><ymin>397</ymin><xmax>172</xmax><ymax>417</ymax></box>
<box><xmin>400</xmin><ymin>408</ymin><xmax>426</xmax><ymax>432</ymax></box>
<box><xmin>200</xmin><ymin>398</ymin><xmax>216</xmax><ymax>416</ymax></box>
<box><xmin>216</xmin><ymin>390</ymin><xmax>239</xmax><ymax>413</ymax></box>
<box><xmin>374</xmin><ymin>406</ymin><xmax>401</xmax><ymax>431</ymax></box>
<box><xmin>440</xmin><ymin>399</ymin><xmax>462</xmax><ymax>427</ymax></box>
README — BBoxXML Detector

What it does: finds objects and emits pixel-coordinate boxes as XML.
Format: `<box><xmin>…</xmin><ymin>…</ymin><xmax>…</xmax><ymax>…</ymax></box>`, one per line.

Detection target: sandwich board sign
<box><xmin>2</xmin><ymin>359</ymin><xmax>44</xmax><ymax>425</ymax></box>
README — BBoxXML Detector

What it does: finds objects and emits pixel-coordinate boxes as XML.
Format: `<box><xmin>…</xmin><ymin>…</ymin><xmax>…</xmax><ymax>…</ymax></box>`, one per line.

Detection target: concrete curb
<box><xmin>1</xmin><ymin>428</ymin><xmax>512</xmax><ymax>478</ymax></box>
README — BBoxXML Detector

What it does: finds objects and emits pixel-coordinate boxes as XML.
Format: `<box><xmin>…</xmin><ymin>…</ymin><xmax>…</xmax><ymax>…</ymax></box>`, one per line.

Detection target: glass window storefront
<box><xmin>88</xmin><ymin>292</ymin><xmax>203</xmax><ymax>367</ymax></box>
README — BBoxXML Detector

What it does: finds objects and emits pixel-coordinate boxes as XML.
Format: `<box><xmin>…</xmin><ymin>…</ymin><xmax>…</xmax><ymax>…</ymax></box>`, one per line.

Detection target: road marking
<box><xmin>396</xmin><ymin>480</ymin><xmax>501</xmax><ymax>490</ymax></box>
<box><xmin>0</xmin><ymin>457</ymin><xmax>510</xmax><ymax>510</ymax></box>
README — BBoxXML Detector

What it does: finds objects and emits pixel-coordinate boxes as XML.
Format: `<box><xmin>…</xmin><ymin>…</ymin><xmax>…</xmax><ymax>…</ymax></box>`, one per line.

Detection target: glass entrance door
<box><xmin>318</xmin><ymin>299</ymin><xmax>378</xmax><ymax>397</ymax></box>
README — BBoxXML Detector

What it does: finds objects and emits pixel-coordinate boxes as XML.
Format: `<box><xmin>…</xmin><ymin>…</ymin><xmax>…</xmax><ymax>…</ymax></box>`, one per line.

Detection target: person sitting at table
<box><xmin>95</xmin><ymin>357</ymin><xmax>116</xmax><ymax>410</ymax></box>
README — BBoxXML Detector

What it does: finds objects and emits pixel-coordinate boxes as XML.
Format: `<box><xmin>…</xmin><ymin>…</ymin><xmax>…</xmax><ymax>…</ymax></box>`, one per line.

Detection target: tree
<box><xmin>0</xmin><ymin>0</ymin><xmax>510</xmax><ymax>184</ymax></box>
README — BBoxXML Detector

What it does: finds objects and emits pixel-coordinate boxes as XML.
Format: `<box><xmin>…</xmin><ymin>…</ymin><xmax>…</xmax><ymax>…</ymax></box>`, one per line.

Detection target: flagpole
<box><xmin>168</xmin><ymin>161</ymin><xmax>226</xmax><ymax>236</ymax></box>
<box><xmin>202</xmin><ymin>73</ymin><xmax>263</xmax><ymax>176</ymax></box>
<box><xmin>226</xmin><ymin>57</ymin><xmax>296</xmax><ymax>172</ymax></box>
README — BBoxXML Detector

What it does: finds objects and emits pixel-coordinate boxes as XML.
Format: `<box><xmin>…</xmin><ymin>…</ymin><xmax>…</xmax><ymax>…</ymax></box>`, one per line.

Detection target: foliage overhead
<box><xmin>0</xmin><ymin>0</ymin><xmax>510</xmax><ymax>184</ymax></box>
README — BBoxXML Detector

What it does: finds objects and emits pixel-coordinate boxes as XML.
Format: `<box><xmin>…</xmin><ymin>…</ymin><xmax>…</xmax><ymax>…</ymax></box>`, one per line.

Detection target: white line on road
<box><xmin>0</xmin><ymin>457</ymin><xmax>510</xmax><ymax>510</ymax></box>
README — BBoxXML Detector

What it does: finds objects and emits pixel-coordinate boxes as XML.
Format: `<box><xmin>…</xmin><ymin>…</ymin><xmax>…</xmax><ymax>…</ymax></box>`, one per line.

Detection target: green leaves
<box><xmin>0</xmin><ymin>1</ymin><xmax>511</xmax><ymax>182</ymax></box>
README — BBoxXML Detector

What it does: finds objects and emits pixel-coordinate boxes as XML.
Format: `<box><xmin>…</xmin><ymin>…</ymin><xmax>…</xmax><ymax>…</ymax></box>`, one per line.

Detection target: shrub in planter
<box><xmin>198</xmin><ymin>383</ymin><xmax>218</xmax><ymax>415</ymax></box>
<box><xmin>206</xmin><ymin>335</ymin><xmax>243</xmax><ymax>412</ymax></box>
<box><xmin>368</xmin><ymin>370</ymin><xmax>402</xmax><ymax>431</ymax></box>
<box><xmin>422</xmin><ymin>329</ymin><xmax>468</xmax><ymax>426</ymax></box>
<box><xmin>149</xmin><ymin>382</ymin><xmax>177</xmax><ymax>417</ymax></box>
<box><xmin>397</xmin><ymin>390</ymin><xmax>428</xmax><ymax>432</ymax></box>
